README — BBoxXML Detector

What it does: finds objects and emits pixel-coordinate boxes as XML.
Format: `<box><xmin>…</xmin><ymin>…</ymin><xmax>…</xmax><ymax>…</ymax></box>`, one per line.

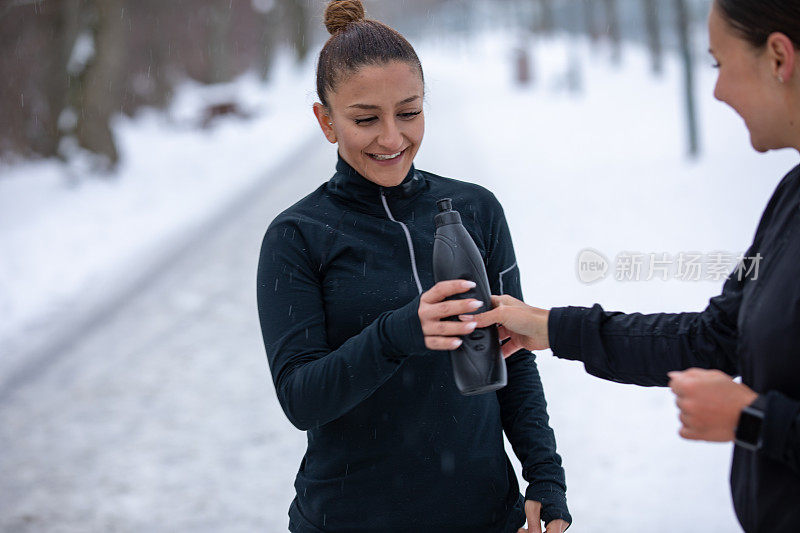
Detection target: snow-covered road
<box><xmin>0</xmin><ymin>143</ymin><xmax>332</xmax><ymax>532</ymax></box>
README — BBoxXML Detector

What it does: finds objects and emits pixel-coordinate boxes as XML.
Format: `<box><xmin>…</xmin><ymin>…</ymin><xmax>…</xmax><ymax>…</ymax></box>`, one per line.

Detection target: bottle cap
<box><xmin>434</xmin><ymin>198</ymin><xmax>460</xmax><ymax>227</ymax></box>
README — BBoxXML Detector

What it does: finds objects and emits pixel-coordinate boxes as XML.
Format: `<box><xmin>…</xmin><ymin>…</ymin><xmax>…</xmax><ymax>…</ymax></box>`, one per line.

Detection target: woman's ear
<box><xmin>766</xmin><ymin>32</ymin><xmax>796</xmax><ymax>84</ymax></box>
<box><xmin>313</xmin><ymin>102</ymin><xmax>337</xmax><ymax>144</ymax></box>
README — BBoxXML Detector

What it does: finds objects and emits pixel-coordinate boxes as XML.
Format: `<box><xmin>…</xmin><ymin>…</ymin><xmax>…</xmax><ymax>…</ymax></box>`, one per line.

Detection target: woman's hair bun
<box><xmin>324</xmin><ymin>0</ymin><xmax>366</xmax><ymax>35</ymax></box>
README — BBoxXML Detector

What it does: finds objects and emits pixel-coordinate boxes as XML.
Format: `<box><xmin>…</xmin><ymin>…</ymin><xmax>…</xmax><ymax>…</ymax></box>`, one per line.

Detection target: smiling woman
<box><xmin>709</xmin><ymin>1</ymin><xmax>800</xmax><ymax>152</ymax></box>
<box><xmin>256</xmin><ymin>0</ymin><xmax>571</xmax><ymax>532</ymax></box>
<box><xmin>312</xmin><ymin>61</ymin><xmax>425</xmax><ymax>187</ymax></box>
<box><xmin>311</xmin><ymin>1</ymin><xmax>425</xmax><ymax>188</ymax></box>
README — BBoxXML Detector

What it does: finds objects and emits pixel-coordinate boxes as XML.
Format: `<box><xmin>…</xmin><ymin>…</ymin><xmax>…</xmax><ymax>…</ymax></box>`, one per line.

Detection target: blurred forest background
<box><xmin>1</xmin><ymin>0</ymin><xmax>711</xmax><ymax>171</ymax></box>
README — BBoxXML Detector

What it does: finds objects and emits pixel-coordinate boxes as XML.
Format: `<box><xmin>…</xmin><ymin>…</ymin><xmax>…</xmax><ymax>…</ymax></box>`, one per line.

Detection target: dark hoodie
<box><xmin>257</xmin><ymin>155</ymin><xmax>570</xmax><ymax>532</ymax></box>
<box><xmin>549</xmin><ymin>164</ymin><xmax>800</xmax><ymax>532</ymax></box>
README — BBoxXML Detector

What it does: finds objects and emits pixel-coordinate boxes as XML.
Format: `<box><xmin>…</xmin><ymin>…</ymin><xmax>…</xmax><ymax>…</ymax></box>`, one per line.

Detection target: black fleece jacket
<box><xmin>549</xmin><ymin>163</ymin><xmax>800</xmax><ymax>533</ymax></box>
<box><xmin>257</xmin><ymin>155</ymin><xmax>570</xmax><ymax>532</ymax></box>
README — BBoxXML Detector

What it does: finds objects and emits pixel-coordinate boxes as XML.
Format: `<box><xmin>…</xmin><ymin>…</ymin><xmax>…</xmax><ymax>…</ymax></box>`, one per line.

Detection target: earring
<box><xmin>328</xmin><ymin>122</ymin><xmax>333</xmax><ymax>126</ymax></box>
<box><xmin>778</xmin><ymin>74</ymin><xmax>785</xmax><ymax>83</ymax></box>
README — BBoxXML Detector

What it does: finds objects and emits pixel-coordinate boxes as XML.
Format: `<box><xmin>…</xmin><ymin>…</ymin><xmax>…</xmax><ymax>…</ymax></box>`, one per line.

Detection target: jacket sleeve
<box><xmin>484</xmin><ymin>194</ymin><xmax>572</xmax><ymax>526</ymax></box>
<box><xmin>759</xmin><ymin>391</ymin><xmax>800</xmax><ymax>474</ymax></box>
<box><xmin>547</xmin><ymin>257</ymin><xmax>746</xmax><ymax>387</ymax></box>
<box><xmin>256</xmin><ymin>217</ymin><xmax>427</xmax><ymax>431</ymax></box>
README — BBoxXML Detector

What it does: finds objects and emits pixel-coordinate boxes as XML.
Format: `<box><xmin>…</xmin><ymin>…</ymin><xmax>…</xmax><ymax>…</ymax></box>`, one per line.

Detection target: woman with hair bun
<box><xmin>257</xmin><ymin>1</ymin><xmax>571</xmax><ymax>532</ymax></box>
<box><xmin>463</xmin><ymin>1</ymin><xmax>800</xmax><ymax>531</ymax></box>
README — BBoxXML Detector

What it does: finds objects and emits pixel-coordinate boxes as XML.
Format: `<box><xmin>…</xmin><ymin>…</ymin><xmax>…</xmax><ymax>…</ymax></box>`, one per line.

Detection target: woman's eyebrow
<box><xmin>397</xmin><ymin>95</ymin><xmax>420</xmax><ymax>105</ymax></box>
<box><xmin>347</xmin><ymin>95</ymin><xmax>421</xmax><ymax>110</ymax></box>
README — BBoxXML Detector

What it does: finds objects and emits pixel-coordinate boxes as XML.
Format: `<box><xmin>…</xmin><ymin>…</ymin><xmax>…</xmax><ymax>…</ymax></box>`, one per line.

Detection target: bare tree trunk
<box><xmin>41</xmin><ymin>0</ymin><xmax>81</xmax><ymax>157</ymax></box>
<box><xmin>514</xmin><ymin>46</ymin><xmax>532</xmax><ymax>86</ymax></box>
<box><xmin>602</xmin><ymin>0</ymin><xmax>621</xmax><ymax>64</ymax></box>
<box><xmin>146</xmin><ymin>40</ymin><xmax>173</xmax><ymax>110</ymax></box>
<box><xmin>675</xmin><ymin>0</ymin><xmax>699</xmax><ymax>158</ymax></box>
<box><xmin>137</xmin><ymin>0</ymin><xmax>173</xmax><ymax>111</ymax></box>
<box><xmin>581</xmin><ymin>0</ymin><xmax>600</xmax><ymax>43</ymax></box>
<box><xmin>75</xmin><ymin>0</ymin><xmax>126</xmax><ymax>170</ymax></box>
<box><xmin>534</xmin><ymin>0</ymin><xmax>555</xmax><ymax>35</ymax></box>
<box><xmin>281</xmin><ymin>0</ymin><xmax>308</xmax><ymax>62</ymax></box>
<box><xmin>257</xmin><ymin>7</ymin><xmax>279</xmax><ymax>81</ymax></box>
<box><xmin>642</xmin><ymin>0</ymin><xmax>663</xmax><ymax>74</ymax></box>
<box><xmin>566</xmin><ymin>43</ymin><xmax>583</xmax><ymax>94</ymax></box>
<box><xmin>205</xmin><ymin>0</ymin><xmax>232</xmax><ymax>84</ymax></box>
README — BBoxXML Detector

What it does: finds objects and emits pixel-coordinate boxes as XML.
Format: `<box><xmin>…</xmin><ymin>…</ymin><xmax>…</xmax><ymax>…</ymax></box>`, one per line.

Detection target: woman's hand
<box><xmin>668</xmin><ymin>368</ymin><xmax>759</xmax><ymax>442</ymax></box>
<box><xmin>458</xmin><ymin>294</ymin><xmax>551</xmax><ymax>357</ymax></box>
<box><xmin>518</xmin><ymin>500</ymin><xmax>570</xmax><ymax>533</ymax></box>
<box><xmin>418</xmin><ymin>280</ymin><xmax>482</xmax><ymax>351</ymax></box>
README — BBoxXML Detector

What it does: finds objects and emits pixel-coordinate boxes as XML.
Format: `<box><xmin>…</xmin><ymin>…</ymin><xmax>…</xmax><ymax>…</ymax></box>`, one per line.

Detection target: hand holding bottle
<box><xmin>418</xmin><ymin>280</ymin><xmax>482</xmax><ymax>351</ymax></box>
<box><xmin>459</xmin><ymin>294</ymin><xmax>551</xmax><ymax>357</ymax></box>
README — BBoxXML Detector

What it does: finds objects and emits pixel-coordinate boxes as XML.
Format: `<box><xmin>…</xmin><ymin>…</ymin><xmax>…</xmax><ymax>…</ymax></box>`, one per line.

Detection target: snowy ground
<box><xmin>1</xmin><ymin>32</ymin><xmax>798</xmax><ymax>532</ymax></box>
<box><xmin>0</xmin><ymin>144</ymin><xmax>327</xmax><ymax>532</ymax></box>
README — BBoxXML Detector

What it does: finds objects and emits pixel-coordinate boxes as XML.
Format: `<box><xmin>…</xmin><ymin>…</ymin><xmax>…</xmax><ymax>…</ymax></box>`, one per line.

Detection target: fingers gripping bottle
<box><xmin>433</xmin><ymin>198</ymin><xmax>507</xmax><ymax>395</ymax></box>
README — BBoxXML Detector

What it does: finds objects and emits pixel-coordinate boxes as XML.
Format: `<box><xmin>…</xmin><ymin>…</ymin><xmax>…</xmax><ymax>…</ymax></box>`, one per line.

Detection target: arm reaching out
<box><xmin>464</xmin><ymin>280</ymin><xmax>741</xmax><ymax>387</ymax></box>
<box><xmin>460</xmin><ymin>294</ymin><xmax>550</xmax><ymax>356</ymax></box>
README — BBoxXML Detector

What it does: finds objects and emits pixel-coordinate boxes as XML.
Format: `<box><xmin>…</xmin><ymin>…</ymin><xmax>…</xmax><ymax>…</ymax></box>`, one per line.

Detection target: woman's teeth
<box><xmin>370</xmin><ymin>150</ymin><xmax>403</xmax><ymax>161</ymax></box>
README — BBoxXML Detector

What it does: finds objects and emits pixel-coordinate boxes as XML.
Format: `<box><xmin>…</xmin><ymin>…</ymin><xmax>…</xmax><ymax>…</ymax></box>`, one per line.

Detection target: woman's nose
<box><xmin>713</xmin><ymin>78</ymin><xmax>723</xmax><ymax>102</ymax></box>
<box><xmin>377</xmin><ymin>119</ymin><xmax>403</xmax><ymax>150</ymax></box>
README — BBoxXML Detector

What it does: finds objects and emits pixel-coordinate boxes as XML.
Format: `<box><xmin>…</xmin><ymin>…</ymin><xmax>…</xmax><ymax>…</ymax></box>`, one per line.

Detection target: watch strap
<box><xmin>735</xmin><ymin>394</ymin><xmax>766</xmax><ymax>451</ymax></box>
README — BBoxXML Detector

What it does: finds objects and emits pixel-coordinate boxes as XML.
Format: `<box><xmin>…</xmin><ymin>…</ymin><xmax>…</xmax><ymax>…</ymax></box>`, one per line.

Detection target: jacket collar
<box><xmin>326</xmin><ymin>152</ymin><xmax>428</xmax><ymax>216</ymax></box>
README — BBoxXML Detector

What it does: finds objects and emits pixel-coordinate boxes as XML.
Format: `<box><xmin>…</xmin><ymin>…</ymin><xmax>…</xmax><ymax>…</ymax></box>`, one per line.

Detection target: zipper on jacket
<box><xmin>380</xmin><ymin>189</ymin><xmax>423</xmax><ymax>295</ymax></box>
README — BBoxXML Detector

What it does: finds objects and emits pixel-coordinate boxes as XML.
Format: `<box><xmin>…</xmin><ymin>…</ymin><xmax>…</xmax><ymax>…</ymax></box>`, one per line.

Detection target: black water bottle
<box><xmin>433</xmin><ymin>198</ymin><xmax>507</xmax><ymax>395</ymax></box>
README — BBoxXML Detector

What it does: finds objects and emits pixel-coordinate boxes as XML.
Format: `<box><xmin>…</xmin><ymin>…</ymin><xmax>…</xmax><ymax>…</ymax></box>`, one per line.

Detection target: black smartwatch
<box><xmin>735</xmin><ymin>395</ymin><xmax>767</xmax><ymax>451</ymax></box>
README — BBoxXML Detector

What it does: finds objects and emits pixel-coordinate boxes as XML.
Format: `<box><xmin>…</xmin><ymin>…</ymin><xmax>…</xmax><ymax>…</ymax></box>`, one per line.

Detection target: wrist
<box><xmin>523</xmin><ymin>305</ymin><xmax>550</xmax><ymax>351</ymax></box>
<box><xmin>526</xmin><ymin>481</ymin><xmax>571</xmax><ymax>526</ymax></box>
<box><xmin>541</xmin><ymin>308</ymin><xmax>551</xmax><ymax>349</ymax></box>
<box><xmin>738</xmin><ymin>383</ymin><xmax>758</xmax><ymax>408</ymax></box>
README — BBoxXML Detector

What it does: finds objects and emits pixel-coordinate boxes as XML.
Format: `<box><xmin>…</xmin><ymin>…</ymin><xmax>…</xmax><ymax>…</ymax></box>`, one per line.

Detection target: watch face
<box><xmin>736</xmin><ymin>408</ymin><xmax>763</xmax><ymax>447</ymax></box>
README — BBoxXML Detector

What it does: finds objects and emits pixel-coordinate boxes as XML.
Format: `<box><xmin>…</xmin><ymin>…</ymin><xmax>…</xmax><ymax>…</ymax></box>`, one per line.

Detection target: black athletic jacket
<box><xmin>549</xmin><ymin>163</ymin><xmax>800</xmax><ymax>532</ymax></box>
<box><xmin>257</xmin><ymin>155</ymin><xmax>570</xmax><ymax>532</ymax></box>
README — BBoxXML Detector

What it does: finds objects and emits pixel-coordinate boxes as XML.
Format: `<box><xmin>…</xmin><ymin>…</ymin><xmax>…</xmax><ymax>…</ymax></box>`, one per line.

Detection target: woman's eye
<box><xmin>353</xmin><ymin>110</ymin><xmax>421</xmax><ymax>124</ymax></box>
<box><xmin>399</xmin><ymin>110</ymin><xmax>422</xmax><ymax>119</ymax></box>
<box><xmin>712</xmin><ymin>61</ymin><xmax>721</xmax><ymax>69</ymax></box>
